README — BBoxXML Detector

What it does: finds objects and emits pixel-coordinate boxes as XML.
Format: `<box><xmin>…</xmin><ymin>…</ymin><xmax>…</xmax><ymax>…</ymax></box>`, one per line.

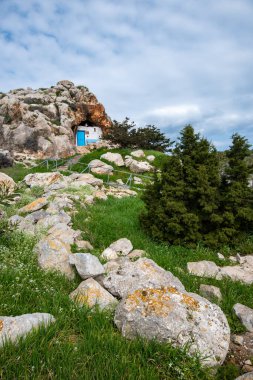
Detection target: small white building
<box><xmin>75</xmin><ymin>124</ymin><xmax>102</xmax><ymax>146</ymax></box>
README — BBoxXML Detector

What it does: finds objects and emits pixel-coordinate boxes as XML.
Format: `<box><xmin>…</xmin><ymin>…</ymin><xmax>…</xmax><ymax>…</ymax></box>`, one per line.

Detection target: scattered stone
<box><xmin>102</xmin><ymin>258</ymin><xmax>185</xmax><ymax>298</ymax></box>
<box><xmin>232</xmin><ymin>335</ymin><xmax>244</xmax><ymax>346</ymax></box>
<box><xmin>218</xmin><ymin>265</ymin><xmax>253</xmax><ymax>285</ymax></box>
<box><xmin>233</xmin><ymin>304</ymin><xmax>253</xmax><ymax>332</ymax></box>
<box><xmin>94</xmin><ymin>190</ymin><xmax>108</xmax><ymax>200</ymax></box>
<box><xmin>9</xmin><ymin>214</ymin><xmax>23</xmax><ymax>225</ymax></box>
<box><xmin>245</xmin><ymin>360</ymin><xmax>252</xmax><ymax>366</ymax></box>
<box><xmin>199</xmin><ymin>284</ymin><xmax>222</xmax><ymax>301</ymax></box>
<box><xmin>105</xmin><ymin>187</ymin><xmax>137</xmax><ymax>198</ymax></box>
<box><xmin>84</xmin><ymin>195</ymin><xmax>94</xmax><ymax>204</ymax></box>
<box><xmin>116</xmin><ymin>179</ymin><xmax>124</xmax><ymax>185</ymax></box>
<box><xmin>229</xmin><ymin>255</ymin><xmax>238</xmax><ymax>263</ymax></box>
<box><xmin>19</xmin><ymin>197</ymin><xmax>48</xmax><ymax>213</ymax></box>
<box><xmin>146</xmin><ymin>155</ymin><xmax>155</xmax><ymax>162</ymax></box>
<box><xmin>100</xmin><ymin>152</ymin><xmax>124</xmax><ymax>167</ymax></box>
<box><xmin>187</xmin><ymin>261</ymin><xmax>219</xmax><ymax>278</ymax></box>
<box><xmin>133</xmin><ymin>176</ymin><xmax>143</xmax><ymax>185</ymax></box>
<box><xmin>24</xmin><ymin>172</ymin><xmax>63</xmax><ymax>188</ymax></box>
<box><xmin>127</xmin><ymin>249</ymin><xmax>146</xmax><ymax>260</ymax></box>
<box><xmin>101</xmin><ymin>247</ymin><xmax>119</xmax><ymax>261</ymax></box>
<box><xmin>76</xmin><ymin>240</ymin><xmax>94</xmax><ymax>251</ymax></box>
<box><xmin>114</xmin><ymin>287</ymin><xmax>230</xmax><ymax>367</ymax></box>
<box><xmin>0</xmin><ymin>172</ymin><xmax>15</xmax><ymax>195</ymax></box>
<box><xmin>0</xmin><ymin>149</ymin><xmax>13</xmax><ymax>168</ymax></box>
<box><xmin>130</xmin><ymin>150</ymin><xmax>145</xmax><ymax>158</ymax></box>
<box><xmin>217</xmin><ymin>252</ymin><xmax>225</xmax><ymax>260</ymax></box>
<box><xmin>69</xmin><ymin>253</ymin><xmax>105</xmax><ymax>279</ymax></box>
<box><xmin>0</xmin><ymin>313</ymin><xmax>55</xmax><ymax>347</ymax></box>
<box><xmin>89</xmin><ymin>159</ymin><xmax>113</xmax><ymax>175</ymax></box>
<box><xmin>108</xmin><ymin>238</ymin><xmax>133</xmax><ymax>256</ymax></box>
<box><xmin>70</xmin><ymin>278</ymin><xmax>118</xmax><ymax>310</ymax></box>
<box><xmin>35</xmin><ymin>235</ymin><xmax>75</xmax><ymax>279</ymax></box>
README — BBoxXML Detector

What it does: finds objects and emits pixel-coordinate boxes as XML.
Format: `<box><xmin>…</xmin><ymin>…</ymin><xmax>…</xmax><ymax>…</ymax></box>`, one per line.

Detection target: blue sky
<box><xmin>1</xmin><ymin>0</ymin><xmax>253</xmax><ymax>149</ymax></box>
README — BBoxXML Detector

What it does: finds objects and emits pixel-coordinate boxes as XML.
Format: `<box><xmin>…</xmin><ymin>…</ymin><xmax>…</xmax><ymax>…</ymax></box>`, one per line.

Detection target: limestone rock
<box><xmin>70</xmin><ymin>278</ymin><xmax>117</xmax><ymax>310</ymax></box>
<box><xmin>125</xmin><ymin>157</ymin><xmax>153</xmax><ymax>173</ymax></box>
<box><xmin>89</xmin><ymin>159</ymin><xmax>113</xmax><ymax>175</ymax></box>
<box><xmin>94</xmin><ymin>190</ymin><xmax>108</xmax><ymax>200</ymax></box>
<box><xmin>102</xmin><ymin>258</ymin><xmax>185</xmax><ymax>298</ymax></box>
<box><xmin>133</xmin><ymin>176</ymin><xmax>143</xmax><ymax>185</ymax></box>
<box><xmin>0</xmin><ymin>81</ymin><xmax>111</xmax><ymax>158</ymax></box>
<box><xmin>69</xmin><ymin>253</ymin><xmax>105</xmax><ymax>279</ymax></box>
<box><xmin>199</xmin><ymin>284</ymin><xmax>222</xmax><ymax>301</ymax></box>
<box><xmin>127</xmin><ymin>249</ymin><xmax>146</xmax><ymax>260</ymax></box>
<box><xmin>0</xmin><ymin>313</ymin><xmax>55</xmax><ymax>347</ymax></box>
<box><xmin>76</xmin><ymin>240</ymin><xmax>94</xmax><ymax>251</ymax></box>
<box><xmin>114</xmin><ymin>287</ymin><xmax>230</xmax><ymax>367</ymax></box>
<box><xmin>69</xmin><ymin>173</ymin><xmax>103</xmax><ymax>187</ymax></box>
<box><xmin>36</xmin><ymin>211</ymin><xmax>71</xmax><ymax>229</ymax></box>
<box><xmin>24</xmin><ymin>172</ymin><xmax>63</xmax><ymax>188</ymax></box>
<box><xmin>48</xmin><ymin>223</ymin><xmax>80</xmax><ymax>245</ymax></box>
<box><xmin>130</xmin><ymin>150</ymin><xmax>145</xmax><ymax>158</ymax></box>
<box><xmin>233</xmin><ymin>303</ymin><xmax>253</xmax><ymax>332</ymax></box>
<box><xmin>109</xmin><ymin>238</ymin><xmax>133</xmax><ymax>256</ymax></box>
<box><xmin>35</xmin><ymin>235</ymin><xmax>75</xmax><ymax>279</ymax></box>
<box><xmin>0</xmin><ymin>149</ymin><xmax>13</xmax><ymax>168</ymax></box>
<box><xmin>235</xmin><ymin>373</ymin><xmax>253</xmax><ymax>380</ymax></box>
<box><xmin>19</xmin><ymin>197</ymin><xmax>48</xmax><ymax>213</ymax></box>
<box><xmin>146</xmin><ymin>155</ymin><xmax>155</xmax><ymax>162</ymax></box>
<box><xmin>100</xmin><ymin>152</ymin><xmax>124</xmax><ymax>167</ymax></box>
<box><xmin>187</xmin><ymin>261</ymin><xmax>219</xmax><ymax>278</ymax></box>
<box><xmin>0</xmin><ymin>172</ymin><xmax>15</xmax><ymax>195</ymax></box>
<box><xmin>101</xmin><ymin>248</ymin><xmax>119</xmax><ymax>261</ymax></box>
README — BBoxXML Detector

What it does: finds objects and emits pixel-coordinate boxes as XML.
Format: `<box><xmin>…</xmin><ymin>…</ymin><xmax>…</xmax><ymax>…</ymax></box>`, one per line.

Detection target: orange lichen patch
<box><xmin>181</xmin><ymin>294</ymin><xmax>200</xmax><ymax>311</ymax></box>
<box><xmin>21</xmin><ymin>197</ymin><xmax>47</xmax><ymax>212</ymax></box>
<box><xmin>47</xmin><ymin>238</ymin><xmax>69</xmax><ymax>252</ymax></box>
<box><xmin>48</xmin><ymin>173</ymin><xmax>62</xmax><ymax>184</ymax></box>
<box><xmin>0</xmin><ymin>320</ymin><xmax>3</xmax><ymax>332</ymax></box>
<box><xmin>73</xmin><ymin>288</ymin><xmax>103</xmax><ymax>307</ymax></box>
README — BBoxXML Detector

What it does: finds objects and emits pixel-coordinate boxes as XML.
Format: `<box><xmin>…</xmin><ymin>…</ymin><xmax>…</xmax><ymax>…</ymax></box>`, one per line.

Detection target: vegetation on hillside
<box><xmin>141</xmin><ymin>125</ymin><xmax>253</xmax><ymax>248</ymax></box>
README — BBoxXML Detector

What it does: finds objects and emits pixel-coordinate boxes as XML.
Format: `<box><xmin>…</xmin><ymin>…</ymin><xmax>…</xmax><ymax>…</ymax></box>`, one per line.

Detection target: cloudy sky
<box><xmin>1</xmin><ymin>0</ymin><xmax>253</xmax><ymax>149</ymax></box>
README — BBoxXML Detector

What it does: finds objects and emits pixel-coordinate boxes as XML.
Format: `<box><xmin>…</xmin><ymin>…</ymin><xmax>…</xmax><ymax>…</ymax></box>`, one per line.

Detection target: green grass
<box><xmin>0</xmin><ymin>228</ymin><xmax>211</xmax><ymax>380</ymax></box>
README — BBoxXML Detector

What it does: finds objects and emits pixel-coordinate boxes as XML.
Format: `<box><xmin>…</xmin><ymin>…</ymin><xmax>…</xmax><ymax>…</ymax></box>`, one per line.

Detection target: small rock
<box><xmin>89</xmin><ymin>159</ymin><xmax>113</xmax><ymax>175</ymax></box>
<box><xmin>19</xmin><ymin>197</ymin><xmax>48</xmax><ymax>213</ymax></box>
<box><xmin>146</xmin><ymin>155</ymin><xmax>155</xmax><ymax>162</ymax></box>
<box><xmin>217</xmin><ymin>252</ymin><xmax>225</xmax><ymax>260</ymax></box>
<box><xmin>108</xmin><ymin>238</ymin><xmax>133</xmax><ymax>256</ymax></box>
<box><xmin>127</xmin><ymin>249</ymin><xmax>146</xmax><ymax>260</ymax></box>
<box><xmin>24</xmin><ymin>172</ymin><xmax>63</xmax><ymax>188</ymax></box>
<box><xmin>70</xmin><ymin>278</ymin><xmax>118</xmax><ymax>310</ymax></box>
<box><xmin>0</xmin><ymin>313</ymin><xmax>55</xmax><ymax>347</ymax></box>
<box><xmin>229</xmin><ymin>256</ymin><xmax>237</xmax><ymax>263</ymax></box>
<box><xmin>0</xmin><ymin>149</ymin><xmax>14</xmax><ymax>168</ymax></box>
<box><xmin>101</xmin><ymin>247</ymin><xmax>118</xmax><ymax>261</ymax></box>
<box><xmin>100</xmin><ymin>152</ymin><xmax>124</xmax><ymax>167</ymax></box>
<box><xmin>199</xmin><ymin>284</ymin><xmax>222</xmax><ymax>301</ymax></box>
<box><xmin>235</xmin><ymin>372</ymin><xmax>253</xmax><ymax>379</ymax></box>
<box><xmin>94</xmin><ymin>190</ymin><xmax>108</xmax><ymax>200</ymax></box>
<box><xmin>233</xmin><ymin>303</ymin><xmax>253</xmax><ymax>332</ymax></box>
<box><xmin>245</xmin><ymin>360</ymin><xmax>252</xmax><ymax>366</ymax></box>
<box><xmin>69</xmin><ymin>253</ymin><xmax>105</xmax><ymax>279</ymax></box>
<box><xmin>130</xmin><ymin>150</ymin><xmax>145</xmax><ymax>158</ymax></box>
<box><xmin>133</xmin><ymin>176</ymin><xmax>143</xmax><ymax>185</ymax></box>
<box><xmin>187</xmin><ymin>261</ymin><xmax>219</xmax><ymax>278</ymax></box>
<box><xmin>76</xmin><ymin>240</ymin><xmax>94</xmax><ymax>251</ymax></box>
<box><xmin>0</xmin><ymin>172</ymin><xmax>15</xmax><ymax>195</ymax></box>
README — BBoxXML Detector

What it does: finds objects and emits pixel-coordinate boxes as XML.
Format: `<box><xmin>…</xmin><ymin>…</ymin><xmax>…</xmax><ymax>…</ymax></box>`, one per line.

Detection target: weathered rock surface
<box><xmin>48</xmin><ymin>223</ymin><xmax>80</xmax><ymax>245</ymax></box>
<box><xmin>0</xmin><ymin>81</ymin><xmax>111</xmax><ymax>158</ymax></box>
<box><xmin>233</xmin><ymin>304</ymin><xmax>253</xmax><ymax>332</ymax></box>
<box><xmin>24</xmin><ymin>172</ymin><xmax>63</xmax><ymax>188</ymax></box>
<box><xmin>0</xmin><ymin>149</ymin><xmax>13</xmax><ymax>168</ymax></box>
<box><xmin>0</xmin><ymin>172</ymin><xmax>15</xmax><ymax>195</ymax></box>
<box><xmin>130</xmin><ymin>150</ymin><xmax>145</xmax><ymax>158</ymax></box>
<box><xmin>235</xmin><ymin>373</ymin><xmax>253</xmax><ymax>380</ymax></box>
<box><xmin>70</xmin><ymin>278</ymin><xmax>117</xmax><ymax>310</ymax></box>
<box><xmin>125</xmin><ymin>157</ymin><xmax>153</xmax><ymax>173</ymax></box>
<box><xmin>146</xmin><ymin>155</ymin><xmax>155</xmax><ymax>162</ymax></box>
<box><xmin>114</xmin><ymin>287</ymin><xmax>230</xmax><ymax>367</ymax></box>
<box><xmin>100</xmin><ymin>152</ymin><xmax>124</xmax><ymax>167</ymax></box>
<box><xmin>35</xmin><ymin>235</ymin><xmax>75</xmax><ymax>279</ymax></box>
<box><xmin>102</xmin><ymin>258</ymin><xmax>185</xmax><ymax>298</ymax></box>
<box><xmin>108</xmin><ymin>238</ymin><xmax>133</xmax><ymax>256</ymax></box>
<box><xmin>0</xmin><ymin>313</ymin><xmax>55</xmax><ymax>347</ymax></box>
<box><xmin>89</xmin><ymin>159</ymin><xmax>113</xmax><ymax>175</ymax></box>
<box><xmin>199</xmin><ymin>284</ymin><xmax>222</xmax><ymax>301</ymax></box>
<box><xmin>69</xmin><ymin>173</ymin><xmax>103</xmax><ymax>187</ymax></box>
<box><xmin>19</xmin><ymin>197</ymin><xmax>48</xmax><ymax>213</ymax></box>
<box><xmin>69</xmin><ymin>253</ymin><xmax>105</xmax><ymax>279</ymax></box>
<box><xmin>187</xmin><ymin>261</ymin><xmax>219</xmax><ymax>278</ymax></box>
<box><xmin>76</xmin><ymin>240</ymin><xmax>94</xmax><ymax>251</ymax></box>
<box><xmin>127</xmin><ymin>249</ymin><xmax>146</xmax><ymax>260</ymax></box>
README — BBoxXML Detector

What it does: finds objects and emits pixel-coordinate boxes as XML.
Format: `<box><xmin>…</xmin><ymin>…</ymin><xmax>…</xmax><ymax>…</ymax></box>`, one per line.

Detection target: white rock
<box><xmin>70</xmin><ymin>278</ymin><xmax>118</xmax><ymax>310</ymax></box>
<box><xmin>187</xmin><ymin>261</ymin><xmax>220</xmax><ymax>278</ymax></box>
<box><xmin>0</xmin><ymin>172</ymin><xmax>15</xmax><ymax>195</ymax></box>
<box><xmin>101</xmin><ymin>247</ymin><xmax>118</xmax><ymax>261</ymax></box>
<box><xmin>69</xmin><ymin>253</ymin><xmax>105</xmax><ymax>279</ymax></box>
<box><xmin>36</xmin><ymin>211</ymin><xmax>71</xmax><ymax>229</ymax></box>
<box><xmin>199</xmin><ymin>284</ymin><xmax>222</xmax><ymax>301</ymax></box>
<box><xmin>108</xmin><ymin>238</ymin><xmax>133</xmax><ymax>256</ymax></box>
<box><xmin>24</xmin><ymin>172</ymin><xmax>63</xmax><ymax>188</ymax></box>
<box><xmin>48</xmin><ymin>223</ymin><xmax>80</xmax><ymax>244</ymax></box>
<box><xmin>76</xmin><ymin>240</ymin><xmax>94</xmax><ymax>250</ymax></box>
<box><xmin>19</xmin><ymin>197</ymin><xmax>48</xmax><ymax>213</ymax></box>
<box><xmin>229</xmin><ymin>256</ymin><xmax>237</xmax><ymax>263</ymax></box>
<box><xmin>69</xmin><ymin>173</ymin><xmax>103</xmax><ymax>187</ymax></box>
<box><xmin>35</xmin><ymin>235</ymin><xmax>75</xmax><ymax>279</ymax></box>
<box><xmin>89</xmin><ymin>159</ymin><xmax>113</xmax><ymax>174</ymax></box>
<box><xmin>0</xmin><ymin>313</ymin><xmax>55</xmax><ymax>347</ymax></box>
<box><xmin>235</xmin><ymin>373</ymin><xmax>253</xmax><ymax>380</ymax></box>
<box><xmin>233</xmin><ymin>303</ymin><xmax>253</xmax><ymax>332</ymax></box>
<box><xmin>217</xmin><ymin>252</ymin><xmax>225</xmax><ymax>260</ymax></box>
<box><xmin>232</xmin><ymin>335</ymin><xmax>244</xmax><ymax>345</ymax></box>
<box><xmin>127</xmin><ymin>249</ymin><xmax>146</xmax><ymax>260</ymax></box>
<box><xmin>146</xmin><ymin>155</ymin><xmax>155</xmax><ymax>162</ymax></box>
<box><xmin>130</xmin><ymin>150</ymin><xmax>145</xmax><ymax>158</ymax></box>
<box><xmin>100</xmin><ymin>152</ymin><xmax>124</xmax><ymax>167</ymax></box>
<box><xmin>133</xmin><ymin>176</ymin><xmax>143</xmax><ymax>185</ymax></box>
<box><xmin>114</xmin><ymin>287</ymin><xmax>230</xmax><ymax>367</ymax></box>
<box><xmin>125</xmin><ymin>158</ymin><xmax>153</xmax><ymax>173</ymax></box>
<box><xmin>102</xmin><ymin>258</ymin><xmax>185</xmax><ymax>298</ymax></box>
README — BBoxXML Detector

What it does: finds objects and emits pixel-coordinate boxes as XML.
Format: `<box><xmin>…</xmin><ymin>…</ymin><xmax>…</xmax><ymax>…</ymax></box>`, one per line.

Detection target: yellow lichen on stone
<box><xmin>181</xmin><ymin>294</ymin><xmax>199</xmax><ymax>311</ymax></box>
<box><xmin>0</xmin><ymin>320</ymin><xmax>3</xmax><ymax>332</ymax></box>
<box><xmin>22</xmin><ymin>197</ymin><xmax>47</xmax><ymax>212</ymax></box>
<box><xmin>74</xmin><ymin>288</ymin><xmax>103</xmax><ymax>307</ymax></box>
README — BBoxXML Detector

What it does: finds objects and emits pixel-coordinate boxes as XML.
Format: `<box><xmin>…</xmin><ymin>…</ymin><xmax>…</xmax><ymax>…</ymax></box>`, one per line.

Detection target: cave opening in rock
<box><xmin>72</xmin><ymin>120</ymin><xmax>102</xmax><ymax>147</ymax></box>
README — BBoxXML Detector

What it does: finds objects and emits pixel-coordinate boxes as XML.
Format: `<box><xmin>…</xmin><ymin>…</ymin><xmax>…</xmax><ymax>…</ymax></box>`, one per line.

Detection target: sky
<box><xmin>1</xmin><ymin>0</ymin><xmax>253</xmax><ymax>150</ymax></box>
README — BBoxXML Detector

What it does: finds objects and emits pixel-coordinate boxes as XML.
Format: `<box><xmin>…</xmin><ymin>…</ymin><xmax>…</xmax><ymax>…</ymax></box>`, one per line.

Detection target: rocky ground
<box><xmin>1</xmin><ymin>151</ymin><xmax>253</xmax><ymax>379</ymax></box>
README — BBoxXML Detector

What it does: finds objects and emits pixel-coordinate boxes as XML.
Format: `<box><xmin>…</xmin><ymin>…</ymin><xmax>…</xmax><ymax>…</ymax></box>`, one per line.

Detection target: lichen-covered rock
<box><xmin>102</xmin><ymin>258</ymin><xmax>185</xmax><ymax>298</ymax></box>
<box><xmin>0</xmin><ymin>313</ymin><xmax>55</xmax><ymax>347</ymax></box>
<box><xmin>69</xmin><ymin>173</ymin><xmax>103</xmax><ymax>187</ymax></box>
<box><xmin>100</xmin><ymin>152</ymin><xmax>124</xmax><ymax>167</ymax></box>
<box><xmin>125</xmin><ymin>157</ymin><xmax>153</xmax><ymax>173</ymax></box>
<box><xmin>70</xmin><ymin>278</ymin><xmax>117</xmax><ymax>310</ymax></box>
<box><xmin>89</xmin><ymin>159</ymin><xmax>113</xmax><ymax>175</ymax></box>
<box><xmin>24</xmin><ymin>172</ymin><xmax>63</xmax><ymax>188</ymax></box>
<box><xmin>108</xmin><ymin>238</ymin><xmax>133</xmax><ymax>256</ymax></box>
<box><xmin>114</xmin><ymin>287</ymin><xmax>230</xmax><ymax>367</ymax></box>
<box><xmin>19</xmin><ymin>197</ymin><xmax>48</xmax><ymax>213</ymax></box>
<box><xmin>36</xmin><ymin>211</ymin><xmax>71</xmax><ymax>229</ymax></box>
<box><xmin>48</xmin><ymin>223</ymin><xmax>80</xmax><ymax>245</ymax></box>
<box><xmin>69</xmin><ymin>253</ymin><xmax>105</xmax><ymax>279</ymax></box>
<box><xmin>233</xmin><ymin>303</ymin><xmax>253</xmax><ymax>332</ymax></box>
<box><xmin>235</xmin><ymin>373</ymin><xmax>253</xmax><ymax>380</ymax></box>
<box><xmin>199</xmin><ymin>284</ymin><xmax>222</xmax><ymax>301</ymax></box>
<box><xmin>35</xmin><ymin>234</ymin><xmax>75</xmax><ymax>279</ymax></box>
<box><xmin>0</xmin><ymin>172</ymin><xmax>15</xmax><ymax>195</ymax></box>
<box><xmin>0</xmin><ymin>81</ymin><xmax>111</xmax><ymax>158</ymax></box>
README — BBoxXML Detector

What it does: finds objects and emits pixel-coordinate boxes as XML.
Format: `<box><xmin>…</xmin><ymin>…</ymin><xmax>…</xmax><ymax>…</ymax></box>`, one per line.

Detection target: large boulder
<box><xmin>125</xmin><ymin>157</ymin><xmax>153</xmax><ymax>173</ymax></box>
<box><xmin>0</xmin><ymin>172</ymin><xmax>15</xmax><ymax>195</ymax></box>
<box><xmin>69</xmin><ymin>173</ymin><xmax>103</xmax><ymax>187</ymax></box>
<box><xmin>69</xmin><ymin>253</ymin><xmax>105</xmax><ymax>279</ymax></box>
<box><xmin>88</xmin><ymin>159</ymin><xmax>113</xmax><ymax>175</ymax></box>
<box><xmin>114</xmin><ymin>287</ymin><xmax>230</xmax><ymax>367</ymax></box>
<box><xmin>0</xmin><ymin>313</ymin><xmax>55</xmax><ymax>347</ymax></box>
<box><xmin>24</xmin><ymin>172</ymin><xmax>63</xmax><ymax>188</ymax></box>
<box><xmin>0</xmin><ymin>149</ymin><xmax>13</xmax><ymax>168</ymax></box>
<box><xmin>70</xmin><ymin>278</ymin><xmax>117</xmax><ymax>310</ymax></box>
<box><xmin>100</xmin><ymin>152</ymin><xmax>124</xmax><ymax>167</ymax></box>
<box><xmin>0</xmin><ymin>81</ymin><xmax>112</xmax><ymax>158</ymax></box>
<box><xmin>233</xmin><ymin>303</ymin><xmax>253</xmax><ymax>332</ymax></box>
<box><xmin>102</xmin><ymin>258</ymin><xmax>185</xmax><ymax>298</ymax></box>
<box><xmin>130</xmin><ymin>150</ymin><xmax>145</xmax><ymax>158</ymax></box>
<box><xmin>101</xmin><ymin>238</ymin><xmax>133</xmax><ymax>260</ymax></box>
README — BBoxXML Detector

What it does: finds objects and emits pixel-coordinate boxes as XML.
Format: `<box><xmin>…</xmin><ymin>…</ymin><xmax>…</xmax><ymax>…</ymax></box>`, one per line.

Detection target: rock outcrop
<box><xmin>0</xmin><ymin>80</ymin><xmax>111</xmax><ymax>158</ymax></box>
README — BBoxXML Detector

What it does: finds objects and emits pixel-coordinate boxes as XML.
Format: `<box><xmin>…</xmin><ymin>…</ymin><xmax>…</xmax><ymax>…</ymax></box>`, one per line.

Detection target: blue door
<box><xmin>76</xmin><ymin>131</ymin><xmax>85</xmax><ymax>146</ymax></box>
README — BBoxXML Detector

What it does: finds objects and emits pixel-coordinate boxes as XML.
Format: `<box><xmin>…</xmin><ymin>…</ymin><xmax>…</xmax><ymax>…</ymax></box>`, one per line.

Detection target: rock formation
<box><xmin>0</xmin><ymin>80</ymin><xmax>111</xmax><ymax>158</ymax></box>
